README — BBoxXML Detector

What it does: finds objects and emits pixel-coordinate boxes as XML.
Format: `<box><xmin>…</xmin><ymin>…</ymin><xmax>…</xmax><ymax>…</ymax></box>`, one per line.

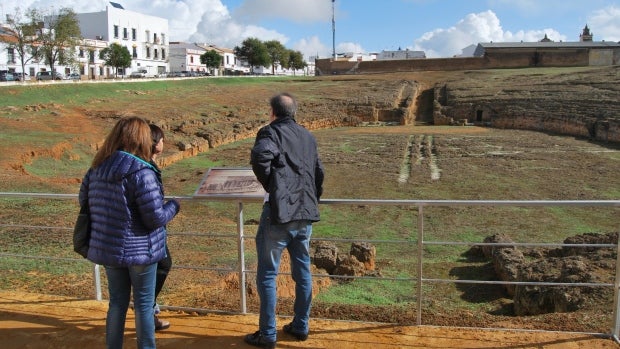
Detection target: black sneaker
<box><xmin>282</xmin><ymin>323</ymin><xmax>308</xmax><ymax>341</ymax></box>
<box><xmin>244</xmin><ymin>331</ymin><xmax>276</xmax><ymax>348</ymax></box>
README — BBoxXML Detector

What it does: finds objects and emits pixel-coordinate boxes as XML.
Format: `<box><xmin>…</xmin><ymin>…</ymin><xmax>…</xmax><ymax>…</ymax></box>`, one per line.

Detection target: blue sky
<box><xmin>2</xmin><ymin>0</ymin><xmax>619</xmax><ymax>58</ymax></box>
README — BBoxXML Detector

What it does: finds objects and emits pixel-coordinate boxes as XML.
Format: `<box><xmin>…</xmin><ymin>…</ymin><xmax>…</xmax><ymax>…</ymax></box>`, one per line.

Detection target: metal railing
<box><xmin>0</xmin><ymin>192</ymin><xmax>619</xmax><ymax>340</ymax></box>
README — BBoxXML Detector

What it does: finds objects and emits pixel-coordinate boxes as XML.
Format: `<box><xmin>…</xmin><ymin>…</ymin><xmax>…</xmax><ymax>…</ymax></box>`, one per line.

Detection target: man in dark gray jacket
<box><xmin>245</xmin><ymin>92</ymin><xmax>324</xmax><ymax>348</ymax></box>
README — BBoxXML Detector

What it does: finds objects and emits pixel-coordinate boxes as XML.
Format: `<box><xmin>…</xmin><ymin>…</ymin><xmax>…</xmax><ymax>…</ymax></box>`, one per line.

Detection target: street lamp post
<box><xmin>332</xmin><ymin>0</ymin><xmax>336</xmax><ymax>60</ymax></box>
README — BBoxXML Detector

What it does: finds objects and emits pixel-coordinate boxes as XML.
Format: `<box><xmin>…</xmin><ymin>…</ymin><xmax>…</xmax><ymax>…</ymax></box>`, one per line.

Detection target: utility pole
<box><xmin>332</xmin><ymin>0</ymin><xmax>336</xmax><ymax>60</ymax></box>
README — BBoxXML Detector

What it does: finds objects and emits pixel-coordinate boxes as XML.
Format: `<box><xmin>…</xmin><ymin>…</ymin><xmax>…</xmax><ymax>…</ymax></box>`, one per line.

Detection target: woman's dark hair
<box><xmin>149</xmin><ymin>124</ymin><xmax>164</xmax><ymax>153</ymax></box>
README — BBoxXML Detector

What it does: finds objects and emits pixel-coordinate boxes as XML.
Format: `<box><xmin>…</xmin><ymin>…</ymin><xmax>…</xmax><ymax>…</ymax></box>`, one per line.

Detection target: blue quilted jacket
<box><xmin>78</xmin><ymin>151</ymin><xmax>179</xmax><ymax>267</ymax></box>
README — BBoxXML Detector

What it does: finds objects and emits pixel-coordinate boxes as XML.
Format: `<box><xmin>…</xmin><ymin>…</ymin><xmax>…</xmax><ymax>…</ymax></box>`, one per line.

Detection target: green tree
<box><xmin>99</xmin><ymin>43</ymin><xmax>131</xmax><ymax>78</ymax></box>
<box><xmin>33</xmin><ymin>7</ymin><xmax>82</xmax><ymax>76</ymax></box>
<box><xmin>264</xmin><ymin>40</ymin><xmax>288</xmax><ymax>75</ymax></box>
<box><xmin>4</xmin><ymin>7</ymin><xmax>42</xmax><ymax>79</ymax></box>
<box><xmin>233</xmin><ymin>37</ymin><xmax>270</xmax><ymax>74</ymax></box>
<box><xmin>200</xmin><ymin>50</ymin><xmax>222</xmax><ymax>75</ymax></box>
<box><xmin>287</xmin><ymin>50</ymin><xmax>307</xmax><ymax>76</ymax></box>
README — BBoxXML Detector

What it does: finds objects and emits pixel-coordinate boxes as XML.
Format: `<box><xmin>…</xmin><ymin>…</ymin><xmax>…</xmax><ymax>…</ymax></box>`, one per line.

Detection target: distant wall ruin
<box><xmin>431</xmin><ymin>81</ymin><xmax>620</xmax><ymax>143</ymax></box>
<box><xmin>315</xmin><ymin>47</ymin><xmax>620</xmax><ymax>76</ymax></box>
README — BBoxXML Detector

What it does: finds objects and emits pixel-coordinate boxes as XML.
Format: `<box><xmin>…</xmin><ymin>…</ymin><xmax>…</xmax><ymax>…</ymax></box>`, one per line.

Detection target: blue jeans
<box><xmin>105</xmin><ymin>263</ymin><xmax>157</xmax><ymax>349</ymax></box>
<box><xmin>255</xmin><ymin>203</ymin><xmax>313</xmax><ymax>342</ymax></box>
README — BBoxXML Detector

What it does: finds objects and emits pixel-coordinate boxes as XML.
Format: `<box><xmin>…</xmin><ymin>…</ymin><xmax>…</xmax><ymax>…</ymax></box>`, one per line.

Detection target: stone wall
<box><xmin>590</xmin><ymin>48</ymin><xmax>620</xmax><ymax>65</ymax></box>
<box><xmin>431</xmin><ymin>66</ymin><xmax>620</xmax><ymax>143</ymax></box>
<box><xmin>315</xmin><ymin>47</ymin><xmax>618</xmax><ymax>76</ymax></box>
<box><xmin>435</xmin><ymin>100</ymin><xmax>620</xmax><ymax>143</ymax></box>
<box><xmin>316</xmin><ymin>57</ymin><xmax>492</xmax><ymax>75</ymax></box>
<box><xmin>436</xmin><ymin>102</ymin><xmax>620</xmax><ymax>144</ymax></box>
<box><xmin>483</xmin><ymin>48</ymin><xmax>590</xmax><ymax>67</ymax></box>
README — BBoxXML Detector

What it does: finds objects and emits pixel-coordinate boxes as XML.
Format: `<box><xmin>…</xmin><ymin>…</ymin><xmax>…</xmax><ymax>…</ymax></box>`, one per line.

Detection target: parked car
<box><xmin>0</xmin><ymin>71</ymin><xmax>15</xmax><ymax>81</ymax></box>
<box><xmin>13</xmin><ymin>72</ymin><xmax>30</xmax><ymax>81</ymax></box>
<box><xmin>130</xmin><ymin>69</ymin><xmax>157</xmax><ymax>78</ymax></box>
<box><xmin>130</xmin><ymin>70</ymin><xmax>146</xmax><ymax>78</ymax></box>
<box><xmin>36</xmin><ymin>71</ymin><xmax>63</xmax><ymax>81</ymax></box>
<box><xmin>68</xmin><ymin>73</ymin><xmax>81</xmax><ymax>80</ymax></box>
<box><xmin>167</xmin><ymin>71</ymin><xmax>185</xmax><ymax>78</ymax></box>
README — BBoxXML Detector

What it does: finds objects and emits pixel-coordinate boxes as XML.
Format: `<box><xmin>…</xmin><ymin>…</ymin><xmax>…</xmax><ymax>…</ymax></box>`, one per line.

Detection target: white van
<box><xmin>36</xmin><ymin>71</ymin><xmax>63</xmax><ymax>81</ymax></box>
<box><xmin>130</xmin><ymin>69</ymin><xmax>157</xmax><ymax>78</ymax></box>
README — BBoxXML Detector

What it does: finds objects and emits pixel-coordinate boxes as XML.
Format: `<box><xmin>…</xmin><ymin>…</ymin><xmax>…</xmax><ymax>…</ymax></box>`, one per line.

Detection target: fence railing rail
<box><xmin>0</xmin><ymin>192</ymin><xmax>619</xmax><ymax>340</ymax></box>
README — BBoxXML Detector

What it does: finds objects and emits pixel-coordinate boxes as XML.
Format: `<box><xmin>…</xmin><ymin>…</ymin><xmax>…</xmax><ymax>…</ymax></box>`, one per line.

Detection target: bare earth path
<box><xmin>0</xmin><ymin>291</ymin><xmax>617</xmax><ymax>349</ymax></box>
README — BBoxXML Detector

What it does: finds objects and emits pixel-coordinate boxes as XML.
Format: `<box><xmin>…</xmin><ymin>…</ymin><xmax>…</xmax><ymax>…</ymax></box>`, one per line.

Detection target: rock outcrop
<box><xmin>474</xmin><ymin>232</ymin><xmax>617</xmax><ymax>315</ymax></box>
<box><xmin>311</xmin><ymin>241</ymin><xmax>379</xmax><ymax>281</ymax></box>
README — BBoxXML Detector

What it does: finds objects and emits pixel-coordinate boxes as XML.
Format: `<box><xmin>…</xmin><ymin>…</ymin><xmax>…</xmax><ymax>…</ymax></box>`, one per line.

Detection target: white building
<box><xmin>376</xmin><ymin>48</ymin><xmax>425</xmax><ymax>60</ymax></box>
<box><xmin>72</xmin><ymin>38</ymin><xmax>110</xmax><ymax>79</ymax></box>
<box><xmin>0</xmin><ymin>25</ymin><xmax>17</xmax><ymax>73</ymax></box>
<box><xmin>168</xmin><ymin>42</ymin><xmax>207</xmax><ymax>74</ymax></box>
<box><xmin>336</xmin><ymin>52</ymin><xmax>377</xmax><ymax>62</ymax></box>
<box><xmin>76</xmin><ymin>2</ymin><xmax>169</xmax><ymax>77</ymax></box>
<box><xmin>196</xmin><ymin>44</ymin><xmax>243</xmax><ymax>76</ymax></box>
<box><xmin>2</xmin><ymin>2</ymin><xmax>312</xmax><ymax>79</ymax></box>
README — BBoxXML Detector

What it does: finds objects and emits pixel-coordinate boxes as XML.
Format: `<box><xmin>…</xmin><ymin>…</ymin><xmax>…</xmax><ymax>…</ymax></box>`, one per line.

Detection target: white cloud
<box><xmin>411</xmin><ymin>10</ymin><xmax>567</xmax><ymax>58</ymax></box>
<box><xmin>146</xmin><ymin>0</ymin><xmax>225</xmax><ymax>42</ymax></box>
<box><xmin>293</xmin><ymin>36</ymin><xmax>330</xmax><ymax>59</ymax></box>
<box><xmin>232</xmin><ymin>0</ymin><xmax>332</xmax><ymax>23</ymax></box>
<box><xmin>1</xmin><ymin>0</ymin><xmax>107</xmax><ymax>15</ymax></box>
<box><xmin>188</xmin><ymin>14</ymin><xmax>288</xmax><ymax>48</ymax></box>
<box><xmin>587</xmin><ymin>5</ymin><xmax>620</xmax><ymax>42</ymax></box>
<box><xmin>289</xmin><ymin>38</ymin><xmax>366</xmax><ymax>61</ymax></box>
<box><xmin>4</xmin><ymin>1</ymin><xmax>614</xmax><ymax>62</ymax></box>
<box><xmin>337</xmin><ymin>42</ymin><xmax>365</xmax><ymax>55</ymax></box>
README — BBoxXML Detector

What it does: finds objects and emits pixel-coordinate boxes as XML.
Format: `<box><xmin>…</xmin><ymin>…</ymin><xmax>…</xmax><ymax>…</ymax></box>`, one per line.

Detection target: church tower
<box><xmin>580</xmin><ymin>24</ymin><xmax>593</xmax><ymax>42</ymax></box>
<box><xmin>540</xmin><ymin>33</ymin><xmax>552</xmax><ymax>42</ymax></box>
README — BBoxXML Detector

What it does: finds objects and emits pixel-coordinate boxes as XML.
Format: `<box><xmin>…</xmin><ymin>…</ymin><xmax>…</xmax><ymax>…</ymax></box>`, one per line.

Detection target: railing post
<box><xmin>416</xmin><ymin>204</ymin><xmax>424</xmax><ymax>326</ymax></box>
<box><xmin>93</xmin><ymin>263</ymin><xmax>102</xmax><ymax>301</ymax></box>
<box><xmin>237</xmin><ymin>201</ymin><xmax>247</xmax><ymax>314</ymax></box>
<box><xmin>611</xmin><ymin>231</ymin><xmax>620</xmax><ymax>339</ymax></box>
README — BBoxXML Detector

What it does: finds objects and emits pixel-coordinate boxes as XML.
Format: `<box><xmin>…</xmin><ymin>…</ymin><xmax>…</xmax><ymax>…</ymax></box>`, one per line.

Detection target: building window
<box><xmin>153</xmin><ymin>33</ymin><xmax>158</xmax><ymax>44</ymax></box>
<box><xmin>132</xmin><ymin>47</ymin><xmax>137</xmax><ymax>58</ymax></box>
<box><xmin>154</xmin><ymin>49</ymin><xmax>158</xmax><ymax>60</ymax></box>
<box><xmin>132</xmin><ymin>28</ymin><xmax>136</xmax><ymax>41</ymax></box>
<box><xmin>8</xmin><ymin>48</ymin><xmax>16</xmax><ymax>63</ymax></box>
<box><xmin>146</xmin><ymin>47</ymin><xmax>151</xmax><ymax>58</ymax></box>
<box><xmin>190</xmin><ymin>55</ymin><xmax>194</xmax><ymax>64</ymax></box>
<box><xmin>161</xmin><ymin>49</ymin><xmax>166</xmax><ymax>60</ymax></box>
<box><xmin>79</xmin><ymin>48</ymin><xmax>84</xmax><ymax>58</ymax></box>
<box><xmin>145</xmin><ymin>30</ymin><xmax>150</xmax><ymax>42</ymax></box>
<box><xmin>89</xmin><ymin>50</ymin><xmax>95</xmax><ymax>64</ymax></box>
<box><xmin>123</xmin><ymin>28</ymin><xmax>128</xmax><ymax>40</ymax></box>
<box><xmin>114</xmin><ymin>25</ymin><xmax>119</xmax><ymax>38</ymax></box>
<box><xmin>161</xmin><ymin>34</ymin><xmax>166</xmax><ymax>45</ymax></box>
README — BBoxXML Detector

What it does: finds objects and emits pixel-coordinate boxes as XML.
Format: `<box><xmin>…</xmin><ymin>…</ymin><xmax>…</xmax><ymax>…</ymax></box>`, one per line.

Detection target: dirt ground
<box><xmin>1</xmin><ymin>290</ymin><xmax>617</xmax><ymax>349</ymax></box>
<box><xmin>1</xmin><ymin>70</ymin><xmax>619</xmax><ymax>347</ymax></box>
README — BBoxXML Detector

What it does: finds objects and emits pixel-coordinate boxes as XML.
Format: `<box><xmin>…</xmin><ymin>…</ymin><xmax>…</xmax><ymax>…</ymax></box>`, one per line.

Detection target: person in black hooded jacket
<box><xmin>149</xmin><ymin>124</ymin><xmax>172</xmax><ymax>331</ymax></box>
<box><xmin>245</xmin><ymin>92</ymin><xmax>324</xmax><ymax>348</ymax></box>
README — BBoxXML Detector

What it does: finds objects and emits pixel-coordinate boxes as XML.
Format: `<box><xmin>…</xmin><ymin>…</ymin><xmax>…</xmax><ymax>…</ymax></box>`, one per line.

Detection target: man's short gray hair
<box><xmin>270</xmin><ymin>92</ymin><xmax>297</xmax><ymax>119</ymax></box>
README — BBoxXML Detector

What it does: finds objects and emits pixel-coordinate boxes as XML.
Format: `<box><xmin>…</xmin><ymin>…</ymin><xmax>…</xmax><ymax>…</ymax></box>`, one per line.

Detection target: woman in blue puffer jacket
<box><xmin>78</xmin><ymin>116</ymin><xmax>180</xmax><ymax>349</ymax></box>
